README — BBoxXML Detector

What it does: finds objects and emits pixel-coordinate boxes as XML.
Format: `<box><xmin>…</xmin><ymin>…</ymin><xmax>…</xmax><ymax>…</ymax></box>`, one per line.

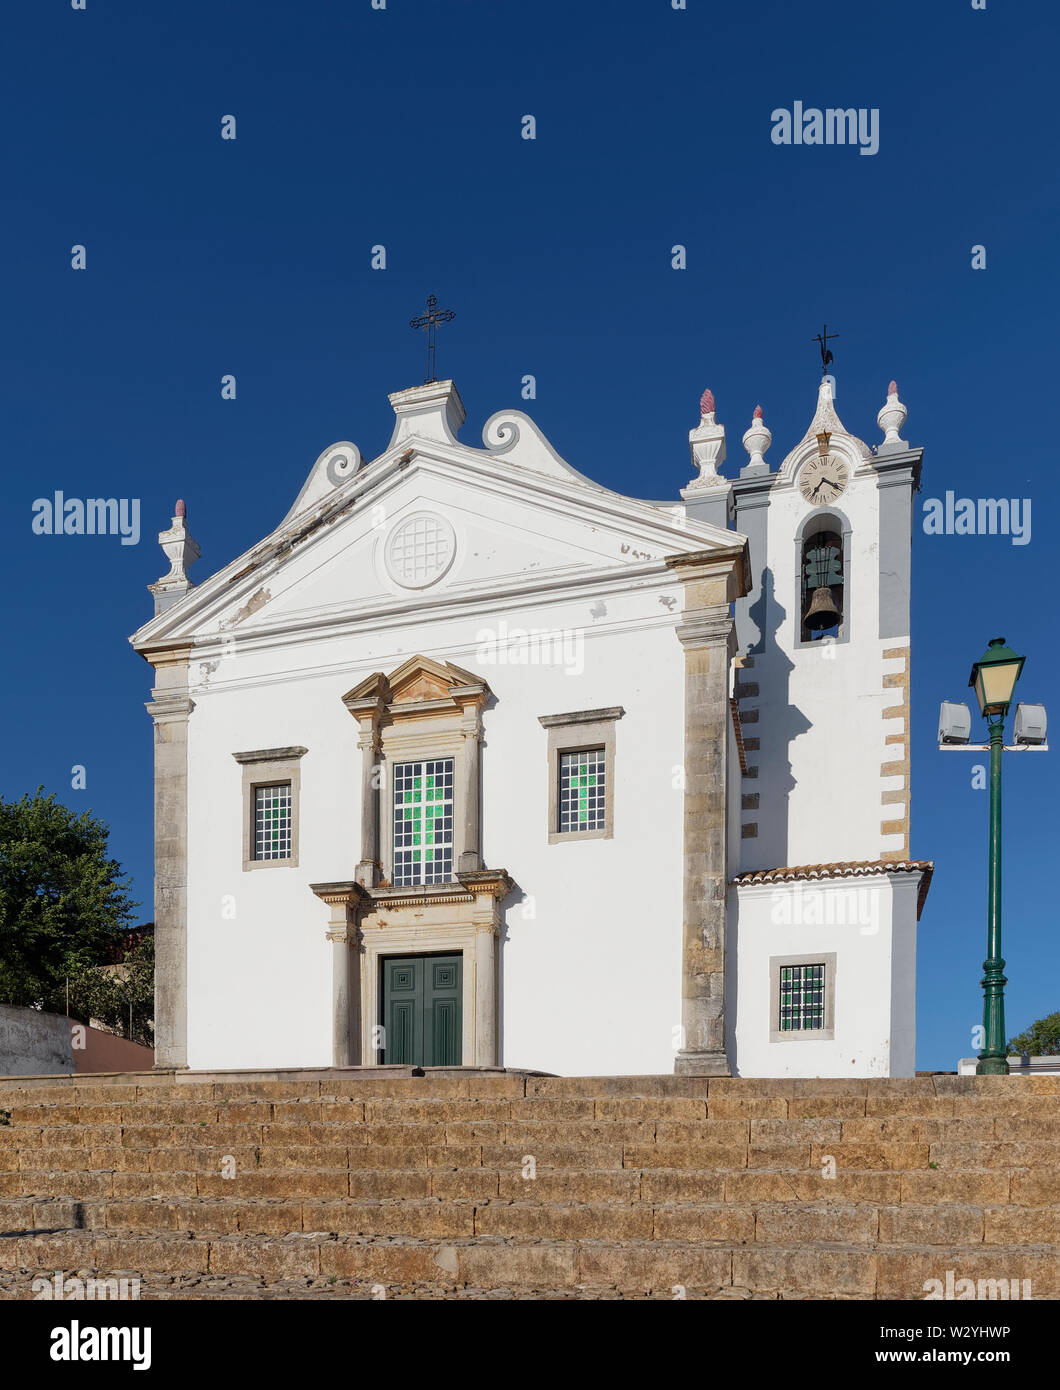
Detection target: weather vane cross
<box><xmin>410</xmin><ymin>294</ymin><xmax>455</xmax><ymax>385</ymax></box>
<box><xmin>812</xmin><ymin>323</ymin><xmax>839</xmax><ymax>377</ymax></box>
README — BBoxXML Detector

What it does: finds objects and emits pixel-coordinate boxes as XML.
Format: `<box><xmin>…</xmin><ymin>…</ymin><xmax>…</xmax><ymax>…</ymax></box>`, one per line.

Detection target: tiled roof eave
<box><xmin>731</xmin><ymin>859</ymin><xmax>935</xmax><ymax>921</ymax></box>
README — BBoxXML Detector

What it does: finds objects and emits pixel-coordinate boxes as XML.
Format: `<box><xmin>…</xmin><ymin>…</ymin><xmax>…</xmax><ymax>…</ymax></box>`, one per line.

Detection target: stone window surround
<box><xmin>232</xmin><ymin>746</ymin><xmax>307</xmax><ymax>871</ymax></box>
<box><xmin>768</xmin><ymin>951</ymin><xmax>837</xmax><ymax>1043</ymax></box>
<box><xmin>343</xmin><ymin>658</ymin><xmax>489</xmax><ymax>889</ymax></box>
<box><xmin>538</xmin><ymin>707</ymin><xmax>624</xmax><ymax>844</ymax></box>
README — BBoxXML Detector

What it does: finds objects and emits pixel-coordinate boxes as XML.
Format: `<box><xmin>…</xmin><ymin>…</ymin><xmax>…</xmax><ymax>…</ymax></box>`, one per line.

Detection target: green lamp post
<box><xmin>967</xmin><ymin>638</ymin><xmax>1026</xmax><ymax>1076</ymax></box>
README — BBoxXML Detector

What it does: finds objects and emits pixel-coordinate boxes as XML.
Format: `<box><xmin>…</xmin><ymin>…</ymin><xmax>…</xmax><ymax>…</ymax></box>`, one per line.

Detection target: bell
<box><xmin>805</xmin><ymin>586</ymin><xmax>840</xmax><ymax>632</ymax></box>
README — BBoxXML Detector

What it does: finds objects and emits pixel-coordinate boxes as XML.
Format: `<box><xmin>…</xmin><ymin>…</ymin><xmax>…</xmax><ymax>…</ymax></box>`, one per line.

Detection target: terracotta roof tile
<box><xmin>732</xmin><ymin>859</ymin><xmax>934</xmax><ymax>920</ymax></box>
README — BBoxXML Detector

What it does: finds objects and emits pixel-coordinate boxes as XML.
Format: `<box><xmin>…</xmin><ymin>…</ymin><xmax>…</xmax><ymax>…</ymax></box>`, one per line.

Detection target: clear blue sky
<box><xmin>1</xmin><ymin>0</ymin><xmax>1055</xmax><ymax>1070</ymax></box>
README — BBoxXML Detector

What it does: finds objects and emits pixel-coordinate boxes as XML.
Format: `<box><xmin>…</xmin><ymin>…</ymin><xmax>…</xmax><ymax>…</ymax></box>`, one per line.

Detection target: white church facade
<box><xmin>131</xmin><ymin>372</ymin><xmax>931</xmax><ymax>1078</ymax></box>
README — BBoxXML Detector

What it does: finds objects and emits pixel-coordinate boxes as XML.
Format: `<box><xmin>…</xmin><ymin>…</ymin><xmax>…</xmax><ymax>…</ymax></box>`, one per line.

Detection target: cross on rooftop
<box><xmin>409</xmin><ymin>294</ymin><xmax>456</xmax><ymax>385</ymax></box>
<box><xmin>812</xmin><ymin>323</ymin><xmax>839</xmax><ymax>376</ymax></box>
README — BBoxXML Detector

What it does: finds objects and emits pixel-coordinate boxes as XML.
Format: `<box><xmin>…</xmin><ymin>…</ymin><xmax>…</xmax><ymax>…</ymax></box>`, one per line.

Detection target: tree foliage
<box><xmin>61</xmin><ymin>935</ymin><xmax>155</xmax><ymax>1047</ymax></box>
<box><xmin>1008</xmin><ymin>1012</ymin><xmax>1060</xmax><ymax>1057</ymax></box>
<box><xmin>0</xmin><ymin>789</ymin><xmax>138</xmax><ymax>1008</ymax></box>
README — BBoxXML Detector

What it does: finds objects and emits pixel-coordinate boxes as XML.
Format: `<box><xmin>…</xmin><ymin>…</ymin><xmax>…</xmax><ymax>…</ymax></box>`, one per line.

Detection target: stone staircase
<box><xmin>0</xmin><ymin>1071</ymin><xmax>1057</xmax><ymax>1300</ymax></box>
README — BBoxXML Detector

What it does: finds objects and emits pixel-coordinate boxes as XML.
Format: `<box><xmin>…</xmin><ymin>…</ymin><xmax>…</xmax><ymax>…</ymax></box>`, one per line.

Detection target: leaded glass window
<box><xmin>558</xmin><ymin>747</ymin><xmax>606</xmax><ymax>834</ymax></box>
<box><xmin>393</xmin><ymin>758</ymin><xmax>454</xmax><ymax>886</ymax></box>
<box><xmin>254</xmin><ymin>783</ymin><xmax>292</xmax><ymax>861</ymax></box>
<box><xmin>779</xmin><ymin>963</ymin><xmax>826</xmax><ymax>1031</ymax></box>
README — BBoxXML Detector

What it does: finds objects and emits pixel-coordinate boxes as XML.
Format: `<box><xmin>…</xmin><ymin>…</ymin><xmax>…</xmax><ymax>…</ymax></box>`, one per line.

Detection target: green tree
<box><xmin>61</xmin><ymin>934</ymin><xmax>154</xmax><ymax>1047</ymax></box>
<box><xmin>0</xmin><ymin>789</ymin><xmax>138</xmax><ymax>1008</ymax></box>
<box><xmin>1008</xmin><ymin>1013</ymin><xmax>1060</xmax><ymax>1056</ymax></box>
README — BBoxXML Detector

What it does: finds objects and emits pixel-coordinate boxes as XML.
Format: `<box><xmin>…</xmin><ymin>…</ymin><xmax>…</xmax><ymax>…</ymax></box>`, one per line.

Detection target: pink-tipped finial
<box><xmin>753</xmin><ymin>404</ymin><xmax>763</xmax><ymax>419</ymax></box>
<box><xmin>699</xmin><ymin>387</ymin><xmax>716</xmax><ymax>417</ymax></box>
<box><xmin>888</xmin><ymin>380</ymin><xmax>898</xmax><ymax>396</ymax></box>
<box><xmin>175</xmin><ymin>499</ymin><xmax>186</xmax><ymax>519</ymax></box>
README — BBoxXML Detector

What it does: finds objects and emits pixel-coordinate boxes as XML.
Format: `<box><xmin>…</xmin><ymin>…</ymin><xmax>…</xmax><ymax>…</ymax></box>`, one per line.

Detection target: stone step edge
<box><xmin>3</xmin><ymin>1077</ymin><xmax>1059</xmax><ymax>1100</ymax></box>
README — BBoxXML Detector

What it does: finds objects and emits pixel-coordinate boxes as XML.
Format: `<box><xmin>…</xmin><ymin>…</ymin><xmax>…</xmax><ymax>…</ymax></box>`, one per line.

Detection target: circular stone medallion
<box><xmin>384</xmin><ymin>512</ymin><xmax>457</xmax><ymax>589</ymax></box>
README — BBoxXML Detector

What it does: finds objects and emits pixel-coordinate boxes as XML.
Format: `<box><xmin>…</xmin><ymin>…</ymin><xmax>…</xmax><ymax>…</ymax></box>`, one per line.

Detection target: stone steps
<box><xmin>4</xmin><ymin>1193</ymin><xmax>1058</xmax><ymax>1244</ymax></box>
<box><xmin>0</xmin><ymin>1073</ymin><xmax>1057</xmax><ymax>1299</ymax></box>
<box><xmin>1</xmin><ymin>1226</ymin><xmax>1056</xmax><ymax>1297</ymax></box>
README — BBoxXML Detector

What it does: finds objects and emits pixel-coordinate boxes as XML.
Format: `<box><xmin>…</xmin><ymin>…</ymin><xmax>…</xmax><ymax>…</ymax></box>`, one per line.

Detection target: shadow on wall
<box><xmin>744</xmin><ymin>566</ymin><xmax>808</xmax><ymax>870</ymax></box>
<box><xmin>0</xmin><ymin>1003</ymin><xmax>154</xmax><ymax>1076</ymax></box>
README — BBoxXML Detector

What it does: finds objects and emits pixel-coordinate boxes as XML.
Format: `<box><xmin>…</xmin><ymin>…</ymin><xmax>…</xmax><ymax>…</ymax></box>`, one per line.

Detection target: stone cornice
<box><xmin>232</xmin><ymin>746</ymin><xmax>308</xmax><ymax>764</ymax></box>
<box><xmin>310</xmin><ymin>881</ymin><xmax>372</xmax><ymax>909</ymax></box>
<box><xmin>363</xmin><ymin>869</ymin><xmax>515</xmax><ymax>910</ymax></box>
<box><xmin>675</xmin><ymin>611</ymin><xmax>735</xmax><ymax>650</ymax></box>
<box><xmin>456</xmin><ymin>869</ymin><xmax>515</xmax><ymax>899</ymax></box>
<box><xmin>665</xmin><ymin>543</ymin><xmax>752</xmax><ymax>600</ymax></box>
<box><xmin>538</xmin><ymin>707</ymin><xmax>625</xmax><ymax>729</ymax></box>
<box><xmin>138</xmin><ymin>643</ymin><xmax>193</xmax><ymax>670</ymax></box>
<box><xmin>871</xmin><ymin>446</ymin><xmax>923</xmax><ymax>489</ymax></box>
<box><xmin>145</xmin><ymin>694</ymin><xmax>195</xmax><ymax>724</ymax></box>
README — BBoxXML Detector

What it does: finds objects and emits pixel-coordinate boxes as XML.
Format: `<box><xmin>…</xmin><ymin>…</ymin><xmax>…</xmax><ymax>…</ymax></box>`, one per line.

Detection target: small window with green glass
<box><xmin>779</xmin><ymin>962</ymin><xmax>826</xmax><ymax>1032</ymax></box>
<box><xmin>253</xmin><ymin>783</ymin><xmax>292</xmax><ymax>861</ymax></box>
<box><xmin>558</xmin><ymin>747</ymin><xmax>606</xmax><ymax>834</ymax></box>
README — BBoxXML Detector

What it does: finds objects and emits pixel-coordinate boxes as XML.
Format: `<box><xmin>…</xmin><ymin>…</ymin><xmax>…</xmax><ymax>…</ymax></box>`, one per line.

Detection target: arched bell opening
<box><xmin>800</xmin><ymin>521</ymin><xmax>845</xmax><ymax>642</ymax></box>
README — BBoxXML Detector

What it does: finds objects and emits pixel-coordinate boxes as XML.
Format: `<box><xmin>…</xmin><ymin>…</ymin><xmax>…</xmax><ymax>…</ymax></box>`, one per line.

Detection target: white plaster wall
<box><xmin>184</xmin><ymin>575</ymin><xmax>687</xmax><ymax>1074</ymax></box>
<box><xmin>730</xmin><ymin>878</ymin><xmax>916</xmax><ymax>1077</ymax></box>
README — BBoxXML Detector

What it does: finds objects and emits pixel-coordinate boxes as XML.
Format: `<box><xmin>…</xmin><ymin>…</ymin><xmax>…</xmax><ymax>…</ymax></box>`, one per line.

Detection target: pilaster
<box><xmin>142</xmin><ymin>645</ymin><xmax>195</xmax><ymax>1070</ymax></box>
<box><xmin>665</xmin><ymin>546</ymin><xmax>748</xmax><ymax>1076</ymax></box>
<box><xmin>310</xmin><ymin>881</ymin><xmax>370</xmax><ymax>1066</ymax></box>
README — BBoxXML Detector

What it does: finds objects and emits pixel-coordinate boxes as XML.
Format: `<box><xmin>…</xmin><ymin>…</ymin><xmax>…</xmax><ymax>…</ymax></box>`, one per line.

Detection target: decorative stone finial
<box><xmin>741</xmin><ymin>405</ymin><xmax>772</xmax><ymax>475</ymax></box>
<box><xmin>148</xmin><ymin>501</ymin><xmax>201</xmax><ymax>615</ymax></box>
<box><xmin>684</xmin><ymin>393</ymin><xmax>726</xmax><ymax>492</ymax></box>
<box><xmin>877</xmin><ymin>380</ymin><xmax>908</xmax><ymax>450</ymax></box>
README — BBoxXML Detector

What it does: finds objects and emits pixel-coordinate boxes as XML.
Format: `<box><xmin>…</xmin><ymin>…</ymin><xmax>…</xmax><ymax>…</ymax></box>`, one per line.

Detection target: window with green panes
<box><xmin>253</xmin><ymin>783</ymin><xmax>292</xmax><ymax>861</ymax></box>
<box><xmin>779</xmin><ymin>963</ymin><xmax>825</xmax><ymax>1031</ymax></box>
<box><xmin>392</xmin><ymin>758</ymin><xmax>454</xmax><ymax>886</ymax></box>
<box><xmin>558</xmin><ymin>747</ymin><xmax>606</xmax><ymax>833</ymax></box>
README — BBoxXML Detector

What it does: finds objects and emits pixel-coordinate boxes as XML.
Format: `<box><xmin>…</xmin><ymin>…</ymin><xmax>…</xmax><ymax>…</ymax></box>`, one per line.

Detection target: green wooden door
<box><xmin>381</xmin><ymin>953</ymin><xmax>462</xmax><ymax>1066</ymax></box>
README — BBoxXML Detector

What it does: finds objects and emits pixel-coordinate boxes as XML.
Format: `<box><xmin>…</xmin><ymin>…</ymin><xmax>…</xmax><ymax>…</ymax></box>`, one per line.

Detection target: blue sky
<box><xmin>1</xmin><ymin>0</ymin><xmax>1055</xmax><ymax>1070</ymax></box>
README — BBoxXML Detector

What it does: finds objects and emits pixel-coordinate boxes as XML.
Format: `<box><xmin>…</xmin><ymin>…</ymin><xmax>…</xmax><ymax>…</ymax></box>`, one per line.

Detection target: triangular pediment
<box><xmin>130</xmin><ymin>392</ymin><xmax>749</xmax><ymax>654</ymax></box>
<box><xmin>342</xmin><ymin>656</ymin><xmax>486</xmax><ymax>709</ymax></box>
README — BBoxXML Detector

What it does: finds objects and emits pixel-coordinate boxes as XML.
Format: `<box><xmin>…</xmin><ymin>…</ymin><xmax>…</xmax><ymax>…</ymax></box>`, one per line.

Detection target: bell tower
<box><xmin>727</xmin><ymin>377</ymin><xmax>923</xmax><ymax>872</ymax></box>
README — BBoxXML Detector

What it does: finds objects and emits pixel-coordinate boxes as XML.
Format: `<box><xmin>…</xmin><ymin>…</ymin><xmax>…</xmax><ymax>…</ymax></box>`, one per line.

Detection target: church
<box><xmin>130</xmin><ymin>363</ymin><xmax>931</xmax><ymax>1078</ymax></box>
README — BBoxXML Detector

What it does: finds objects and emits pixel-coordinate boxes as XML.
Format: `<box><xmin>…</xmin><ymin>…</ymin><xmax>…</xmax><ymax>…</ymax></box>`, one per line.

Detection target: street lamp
<box><xmin>967</xmin><ymin>640</ymin><xmax>1024</xmax><ymax>1074</ymax></box>
<box><xmin>939</xmin><ymin>640</ymin><xmax>1047</xmax><ymax>1077</ymax></box>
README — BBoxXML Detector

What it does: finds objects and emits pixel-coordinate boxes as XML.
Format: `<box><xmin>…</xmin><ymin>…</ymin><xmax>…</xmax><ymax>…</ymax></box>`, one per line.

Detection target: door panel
<box><xmin>381</xmin><ymin>953</ymin><xmax>462</xmax><ymax>1066</ymax></box>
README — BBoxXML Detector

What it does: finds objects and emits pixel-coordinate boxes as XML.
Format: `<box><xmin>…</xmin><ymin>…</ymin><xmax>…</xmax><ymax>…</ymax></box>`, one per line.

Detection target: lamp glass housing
<box><xmin>968</xmin><ymin>638</ymin><xmax>1025</xmax><ymax>718</ymax></box>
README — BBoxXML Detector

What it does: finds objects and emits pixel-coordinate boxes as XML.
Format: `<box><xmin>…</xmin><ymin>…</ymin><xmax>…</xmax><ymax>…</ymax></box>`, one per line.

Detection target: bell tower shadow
<box><xmin>740</xmin><ymin>565</ymin><xmax>810</xmax><ymax>871</ymax></box>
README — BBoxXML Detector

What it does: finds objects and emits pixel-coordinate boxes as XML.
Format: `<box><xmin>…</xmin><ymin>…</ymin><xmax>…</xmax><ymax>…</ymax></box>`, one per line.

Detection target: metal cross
<box><xmin>409</xmin><ymin>294</ymin><xmax>455</xmax><ymax>384</ymax></box>
<box><xmin>812</xmin><ymin>323</ymin><xmax>839</xmax><ymax>376</ymax></box>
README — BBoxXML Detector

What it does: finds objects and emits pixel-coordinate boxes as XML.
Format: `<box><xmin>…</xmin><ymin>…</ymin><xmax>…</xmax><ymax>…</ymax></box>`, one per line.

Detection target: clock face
<box><xmin>799</xmin><ymin>454</ymin><xmax>850</xmax><ymax>505</ymax></box>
